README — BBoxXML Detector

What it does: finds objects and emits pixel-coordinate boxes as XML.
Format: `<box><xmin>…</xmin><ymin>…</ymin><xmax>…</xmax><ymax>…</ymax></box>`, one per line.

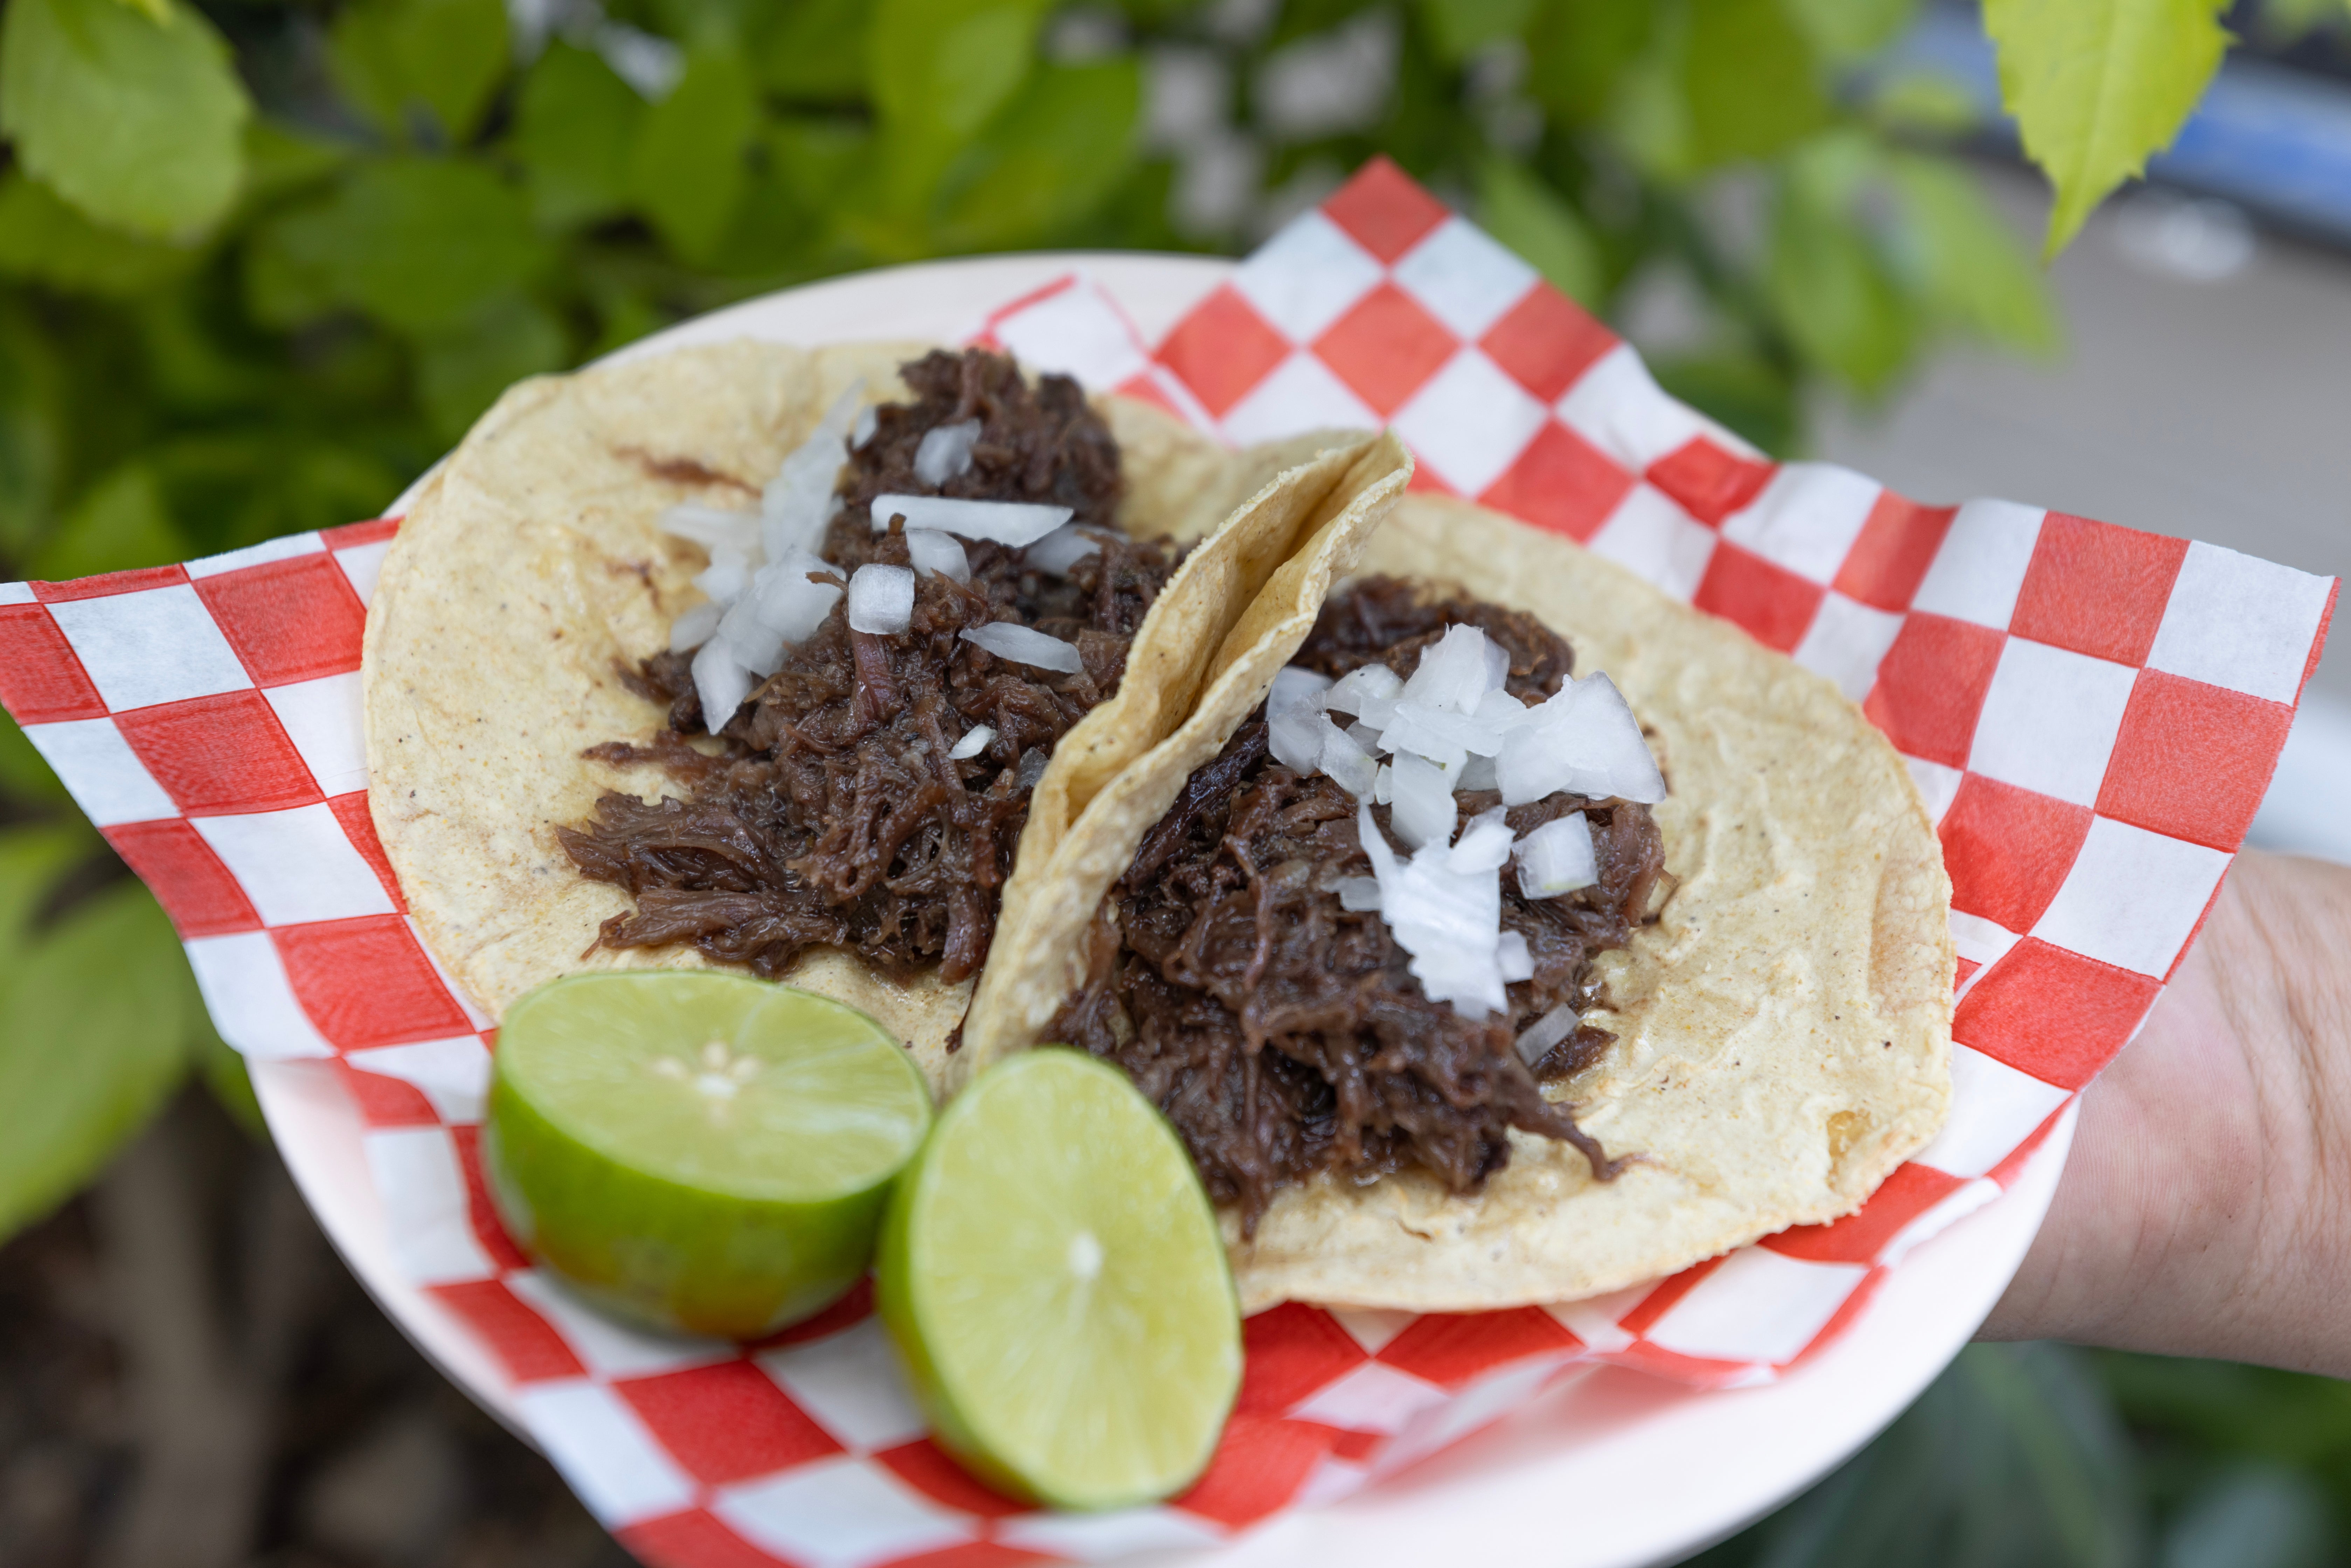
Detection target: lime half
<box><xmin>876</xmin><ymin>1049</ymin><xmax>1241</xmax><ymax>1510</ymax></box>
<box><xmin>484</xmin><ymin>971</ymin><xmax>932</xmax><ymax>1339</ymax></box>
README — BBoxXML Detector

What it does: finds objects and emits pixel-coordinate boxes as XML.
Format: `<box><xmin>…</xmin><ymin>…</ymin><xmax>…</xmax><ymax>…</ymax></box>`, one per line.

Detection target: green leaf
<box><xmin>938</xmin><ymin>60</ymin><xmax>1143</xmax><ymax>248</ymax></box>
<box><xmin>1475</xmin><ymin>156</ymin><xmax>1603</xmax><ymax>307</ymax></box>
<box><xmin>0</xmin><ymin>172</ymin><xmax>205</xmax><ymax>296</ymax></box>
<box><xmin>1766</xmin><ymin>147</ymin><xmax>1914</xmax><ymax>396</ymax></box>
<box><xmin>2162</xmin><ymin>1466</ymin><xmax>2335</xmax><ymax>1568</ymax></box>
<box><xmin>0</xmin><ymin>0</ymin><xmax>251</xmax><ymax>238</ymax></box>
<box><xmin>0</xmin><ymin>881</ymin><xmax>195</xmax><ymax>1242</ymax></box>
<box><xmin>1982</xmin><ymin>0</ymin><xmax>2232</xmax><ymax>257</ymax></box>
<box><xmin>252</xmin><ymin>157</ymin><xmax>548</xmax><ymax>332</ymax></box>
<box><xmin>1414</xmin><ymin>0</ymin><xmax>1541</xmax><ymax>62</ymax></box>
<box><xmin>329</xmin><ymin>0</ymin><xmax>513</xmax><ymax>146</ymax></box>
<box><xmin>513</xmin><ymin>42</ymin><xmax>645</xmax><ymax>230</ymax></box>
<box><xmin>196</xmin><ymin>1015</ymin><xmax>266</xmax><ymax>1140</ymax></box>
<box><xmin>1526</xmin><ymin>0</ymin><xmax>1655</xmax><ymax>125</ymax></box>
<box><xmin>240</xmin><ymin>118</ymin><xmax>357</xmax><ymax>208</ymax></box>
<box><xmin>0</xmin><ymin>715</ymin><xmax>70</xmax><ymax>804</ymax></box>
<box><xmin>0</xmin><ymin>300</ymin><xmax>66</xmax><ymax>558</ymax></box>
<box><xmin>866</xmin><ymin>0</ymin><xmax>1053</xmax><ymax>208</ymax></box>
<box><xmin>0</xmin><ymin>825</ymin><xmax>89</xmax><ymax>951</ymax></box>
<box><xmin>413</xmin><ymin>292</ymin><xmax>570</xmax><ymax>441</ymax></box>
<box><xmin>1886</xmin><ymin>154</ymin><xmax>2059</xmax><ymax>354</ymax></box>
<box><xmin>752</xmin><ymin>0</ymin><xmax>871</xmax><ymax>100</ymax></box>
<box><xmin>1865</xmin><ymin>68</ymin><xmax>1985</xmax><ymax>137</ymax></box>
<box><xmin>30</xmin><ymin>462</ymin><xmax>184</xmax><ymax>580</ymax></box>
<box><xmin>1783</xmin><ymin>0</ymin><xmax>1918</xmax><ymax>59</ymax></box>
<box><xmin>627</xmin><ymin>44</ymin><xmax>759</xmax><ymax>263</ymax></box>
<box><xmin>1683</xmin><ymin>0</ymin><xmax>1833</xmax><ymax>166</ymax></box>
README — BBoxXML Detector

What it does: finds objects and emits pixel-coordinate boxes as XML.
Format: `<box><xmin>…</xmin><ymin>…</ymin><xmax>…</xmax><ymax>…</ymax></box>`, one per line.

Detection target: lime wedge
<box><xmin>483</xmin><ymin>971</ymin><xmax>932</xmax><ymax>1340</ymax></box>
<box><xmin>876</xmin><ymin>1048</ymin><xmax>1241</xmax><ymax>1511</ymax></box>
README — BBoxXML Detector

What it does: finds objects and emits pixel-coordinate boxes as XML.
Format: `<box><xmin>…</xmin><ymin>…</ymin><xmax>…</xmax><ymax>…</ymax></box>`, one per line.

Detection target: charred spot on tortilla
<box><xmin>620</xmin><ymin>448</ymin><xmax>759</xmax><ymax>494</ymax></box>
<box><xmin>558</xmin><ymin>348</ymin><xmax>1185</xmax><ymax>990</ymax></box>
<box><xmin>1049</xmin><ymin>576</ymin><xmax>1665</xmax><ymax>1231</ymax></box>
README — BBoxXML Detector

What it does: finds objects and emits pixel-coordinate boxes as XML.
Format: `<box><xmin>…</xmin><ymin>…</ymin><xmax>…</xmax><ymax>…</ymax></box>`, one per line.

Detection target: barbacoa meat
<box><xmin>560</xmin><ymin>349</ymin><xmax>1179</xmax><ymax>986</ymax></box>
<box><xmin>1050</xmin><ymin>576</ymin><xmax>1667</xmax><ymax>1230</ymax></box>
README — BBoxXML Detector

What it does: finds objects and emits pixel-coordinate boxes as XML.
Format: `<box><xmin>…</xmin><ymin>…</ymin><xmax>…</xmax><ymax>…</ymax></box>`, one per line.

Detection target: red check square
<box><xmin>1834</xmin><ymin>494</ymin><xmax>1956</xmax><ymax>613</ymax></box>
<box><xmin>2010</xmin><ymin>513</ymin><xmax>2188</xmax><ymax>666</ymax></box>
<box><xmin>1321</xmin><ymin>156</ymin><xmax>1450</xmax><ymax>262</ymax></box>
<box><xmin>618</xmin><ymin>1361</ymin><xmax>842</xmax><ymax>1485</ymax></box>
<box><xmin>1646</xmin><ymin>438</ymin><xmax>1773</xmax><ymax>526</ymax></box>
<box><xmin>102</xmin><ymin>819</ymin><xmax>261</xmax><ymax>937</ymax></box>
<box><xmin>1476</xmin><ymin>419</ymin><xmax>1633</xmax><ymax>542</ymax></box>
<box><xmin>1377</xmin><ymin>1307</ymin><xmax>1580</xmax><ymax>1387</ymax></box>
<box><xmin>1692</xmin><ymin>542</ymin><xmax>1825</xmax><ymax>654</ymax></box>
<box><xmin>0</xmin><ymin>605</ymin><xmax>106</xmax><ymax>724</ymax></box>
<box><xmin>1953</xmin><ymin>937</ymin><xmax>2163</xmax><ymax>1089</ymax></box>
<box><xmin>329</xmin><ymin>791</ymin><xmax>407</xmax><ymax>910</ymax></box>
<box><xmin>273</xmin><ymin>915</ymin><xmax>473</xmax><ymax>1046</ymax></box>
<box><xmin>1155</xmin><ymin>285</ymin><xmax>1293</xmax><ymax>418</ymax></box>
<box><xmin>425</xmin><ymin>1280</ymin><xmax>586</xmax><ymax>1382</ymax></box>
<box><xmin>113</xmin><ymin>690</ymin><xmax>320</xmax><ymax>815</ymax></box>
<box><xmin>2097</xmin><ymin>669</ymin><xmax>2291</xmax><ymax>851</ymax></box>
<box><xmin>1312</xmin><ymin>283</ymin><xmax>1460</xmax><ymax>416</ymax></box>
<box><xmin>1937</xmin><ymin>774</ymin><xmax>2093</xmax><ymax>932</ymax></box>
<box><xmin>1174</xmin><ymin>1414</ymin><xmax>1337</xmax><ymax>1528</ymax></box>
<box><xmin>32</xmin><ymin>564</ymin><xmax>188</xmax><ymax>602</ymax></box>
<box><xmin>194</xmin><ymin>555</ymin><xmax>368</xmax><ymax>687</ymax></box>
<box><xmin>331</xmin><ymin>1057</ymin><xmax>441</xmax><ymax>1128</ymax></box>
<box><xmin>1762</xmin><ymin>1163</ymin><xmax>1966</xmax><ymax>1265</ymax></box>
<box><xmin>1478</xmin><ymin>286</ymin><xmax>1619</xmax><ymax>403</ymax></box>
<box><xmin>1233</xmin><ymin>1303</ymin><xmax>1366</xmax><ymax>1416</ymax></box>
<box><xmin>872</xmin><ymin>1440</ymin><xmax>1029</xmax><ymax>1519</ymax></box>
<box><xmin>620</xmin><ymin>1510</ymin><xmax>797</xmax><ymax>1568</ymax></box>
<box><xmin>1862</xmin><ymin>614</ymin><xmax>2006</xmax><ymax>769</ymax></box>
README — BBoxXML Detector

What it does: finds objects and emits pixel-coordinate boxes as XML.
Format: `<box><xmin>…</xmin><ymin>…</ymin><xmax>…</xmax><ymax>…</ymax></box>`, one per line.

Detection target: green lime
<box><xmin>876</xmin><ymin>1048</ymin><xmax>1241</xmax><ymax>1511</ymax></box>
<box><xmin>483</xmin><ymin>971</ymin><xmax>932</xmax><ymax>1340</ymax></box>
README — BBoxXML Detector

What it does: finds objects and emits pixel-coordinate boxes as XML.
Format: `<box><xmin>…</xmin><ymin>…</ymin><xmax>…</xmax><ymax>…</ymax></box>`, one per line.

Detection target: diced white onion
<box><xmin>1459</xmin><ymin>753</ymin><xmax>1497</xmax><ymax>791</ymax></box>
<box><xmin>949</xmin><ymin>723</ymin><xmax>994</xmax><ymax>760</ymax></box>
<box><xmin>1318</xmin><ymin>719</ymin><xmax>1378</xmax><ymax>798</ymax></box>
<box><xmin>1387</xmin><ymin>752</ymin><xmax>1457</xmax><ymax>850</ymax></box>
<box><xmin>715</xmin><ymin>593</ymin><xmax>785</xmax><ymax>677</ymax></box>
<box><xmin>871</xmin><ymin>493</ymin><xmax>1071</xmax><ymax>547</ymax></box>
<box><xmin>1474</xmin><ymin>686</ymin><xmax>1531</xmax><ymax>728</ymax></box>
<box><xmin>1516</xmin><ymin>1002</ymin><xmax>1580</xmax><ymax>1065</ymax></box>
<box><xmin>750</xmin><ymin>549</ymin><xmax>843</xmax><ymax>645</ymax></box>
<box><xmin>1336</xmin><ymin>876</ymin><xmax>1382</xmax><ymax>912</ymax></box>
<box><xmin>1357</xmin><ymin>805</ymin><xmax>1507</xmax><ymax>1018</ymax></box>
<box><xmin>661</xmin><ymin>505</ymin><xmax>762</xmax><ymax>557</ymax></box>
<box><xmin>1448</xmin><ymin>806</ymin><xmax>1513</xmax><ymax>874</ymax></box>
<box><xmin>1515</xmin><ymin>812</ymin><xmax>1597</xmax><ymax>896</ymax></box>
<box><xmin>1496</xmin><ymin>672</ymin><xmax>1667</xmax><ymax>806</ymax></box>
<box><xmin>668</xmin><ymin>600</ymin><xmax>722</xmax><ymax>654</ymax></box>
<box><xmin>1267</xmin><ymin>665</ymin><xmax>1334</xmax><ymax>774</ymax></box>
<box><xmin>1373</xmin><ymin>762</ymin><xmax>1393</xmax><ymax>805</ymax></box>
<box><xmin>851</xmin><ymin>404</ymin><xmax>877</xmax><ymax>450</ymax></box>
<box><xmin>693</xmin><ymin>546</ymin><xmax>749</xmax><ymax>609</ymax></box>
<box><xmin>1400</xmin><ymin>624</ymin><xmax>1494</xmax><ymax>715</ymax></box>
<box><xmin>960</xmin><ymin>621</ymin><xmax>1085</xmax><ymax>674</ymax></box>
<box><xmin>691</xmin><ymin>639</ymin><xmax>753</xmax><ymax>730</ymax></box>
<box><xmin>764</xmin><ymin>384</ymin><xmax>862</xmax><ymax>561</ymax></box>
<box><xmin>1025</xmin><ymin>524</ymin><xmax>1104</xmax><ymax>576</ymax></box>
<box><xmin>1483</xmin><ymin>637</ymin><xmax>1510</xmax><ymax>692</ymax></box>
<box><xmin>1498</xmin><ymin>929</ymin><xmax>1533</xmax><ymax>983</ymax></box>
<box><xmin>1015</xmin><ymin>748</ymin><xmax>1050</xmax><ymax>790</ymax></box>
<box><xmin>913</xmin><ymin>418</ymin><xmax>981</xmax><ymax>486</ymax></box>
<box><xmin>1326</xmin><ymin>664</ymin><xmax>1402</xmax><ymax>727</ymax></box>
<box><xmin>905</xmin><ymin>529</ymin><xmax>970</xmax><ymax>583</ymax></box>
<box><xmin>847</xmin><ymin>564</ymin><xmax>914</xmax><ymax>635</ymax></box>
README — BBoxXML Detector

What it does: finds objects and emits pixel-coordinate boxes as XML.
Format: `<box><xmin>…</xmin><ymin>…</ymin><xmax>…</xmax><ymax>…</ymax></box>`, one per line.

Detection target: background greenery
<box><xmin>0</xmin><ymin>0</ymin><xmax>2342</xmax><ymax>1561</ymax></box>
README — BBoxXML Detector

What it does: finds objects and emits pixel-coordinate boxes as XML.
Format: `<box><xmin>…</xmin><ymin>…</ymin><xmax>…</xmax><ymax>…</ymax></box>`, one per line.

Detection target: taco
<box><xmin>362</xmin><ymin>343</ymin><xmax>1411</xmax><ymax>1095</ymax></box>
<box><xmin>960</xmin><ymin>482</ymin><xmax>1954</xmax><ymax>1313</ymax></box>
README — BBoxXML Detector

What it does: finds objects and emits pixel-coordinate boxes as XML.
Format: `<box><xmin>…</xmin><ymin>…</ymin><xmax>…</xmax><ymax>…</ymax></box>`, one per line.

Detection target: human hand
<box><xmin>1980</xmin><ymin>850</ymin><xmax>2351</xmax><ymax>1374</ymax></box>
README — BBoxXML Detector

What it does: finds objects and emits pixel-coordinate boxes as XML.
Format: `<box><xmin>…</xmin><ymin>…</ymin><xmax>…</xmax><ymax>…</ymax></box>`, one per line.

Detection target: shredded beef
<box><xmin>560</xmin><ymin>349</ymin><xmax>1180</xmax><ymax>986</ymax></box>
<box><xmin>1049</xmin><ymin>576</ymin><xmax>1666</xmax><ymax>1229</ymax></box>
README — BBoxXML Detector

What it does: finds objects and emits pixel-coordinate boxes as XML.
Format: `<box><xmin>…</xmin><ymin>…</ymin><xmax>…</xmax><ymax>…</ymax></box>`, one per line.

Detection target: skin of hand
<box><xmin>1979</xmin><ymin>850</ymin><xmax>2351</xmax><ymax>1374</ymax></box>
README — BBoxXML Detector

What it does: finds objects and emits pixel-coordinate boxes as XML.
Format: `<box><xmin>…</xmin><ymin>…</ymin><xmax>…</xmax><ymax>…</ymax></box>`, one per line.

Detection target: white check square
<box><xmin>1389</xmin><ymin>347</ymin><xmax>1549</xmax><ymax>496</ymax></box>
<box><xmin>45</xmin><ymin>584</ymin><xmax>252</xmax><ymax>711</ymax></box>
<box><xmin>1903</xmin><ymin>757</ymin><xmax>1965</xmax><ymax>825</ymax></box>
<box><xmin>1913</xmin><ymin>1044</ymin><xmax>2071</xmax><ymax>1178</ymax></box>
<box><xmin>1230</xmin><ymin>210</ymin><xmax>1386</xmax><ymax>343</ymax></box>
<box><xmin>1967</xmin><ymin>637</ymin><xmax>2137</xmax><ymax>807</ymax></box>
<box><xmin>1554</xmin><ymin>344</ymin><xmax>1718</xmax><ymax>473</ymax></box>
<box><xmin>364</xmin><ymin>1126</ymin><xmax>497</xmax><ymax>1284</ymax></box>
<box><xmin>2147</xmin><ymin>539</ymin><xmax>2336</xmax><ymax>704</ymax></box>
<box><xmin>334</xmin><ymin>540</ymin><xmax>391</xmax><ymax>608</ymax></box>
<box><xmin>757</xmin><ymin>1319</ymin><xmax>928</xmax><ymax>1450</ymax></box>
<box><xmin>264</xmin><ymin>673</ymin><xmax>367</xmax><ymax>797</ymax></box>
<box><xmin>182</xmin><ymin>930</ymin><xmax>332</xmax><ymax>1059</ymax></box>
<box><xmin>506</xmin><ymin>1270</ymin><xmax>732</xmax><ymax>1379</ymax></box>
<box><xmin>1587</xmin><ymin>484</ymin><xmax>1716</xmax><ymax>603</ymax></box>
<box><xmin>191</xmin><ymin>802</ymin><xmax>396</xmax><ymax>926</ymax></box>
<box><xmin>1391</xmin><ymin>215</ymin><xmax>1539</xmax><ymax>341</ymax></box>
<box><xmin>22</xmin><ymin>717</ymin><xmax>176</xmax><ymax>825</ymax></box>
<box><xmin>185</xmin><ymin>533</ymin><xmax>326</xmax><ymax>580</ymax></box>
<box><xmin>1794</xmin><ymin>591</ymin><xmax>1904</xmax><ymax>700</ymax></box>
<box><xmin>990</xmin><ymin>282</ymin><xmax>1150</xmax><ymax>391</ymax></box>
<box><xmin>1720</xmin><ymin>462</ymin><xmax>1882</xmax><ymax>585</ymax></box>
<box><xmin>716</xmin><ymin>1456</ymin><xmax>970</xmax><ymax>1568</ymax></box>
<box><xmin>1642</xmin><ymin>1249</ymin><xmax>1868</xmax><ymax>1365</ymax></box>
<box><xmin>1217</xmin><ymin>351</ymin><xmax>1381</xmax><ymax>447</ymax></box>
<box><xmin>516</xmin><ymin>1381</ymin><xmax>697</xmax><ymax>1527</ymax></box>
<box><xmin>2035</xmin><ymin>815</ymin><xmax>2230</xmax><ymax>977</ymax></box>
<box><xmin>1909</xmin><ymin>498</ymin><xmax>2043</xmax><ymax>629</ymax></box>
<box><xmin>344</xmin><ymin>1035</ymin><xmax>493</xmax><ymax>1123</ymax></box>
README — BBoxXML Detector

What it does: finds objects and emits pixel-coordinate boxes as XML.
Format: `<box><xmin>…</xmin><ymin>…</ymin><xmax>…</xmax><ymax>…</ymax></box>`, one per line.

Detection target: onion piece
<box><xmin>851</xmin><ymin>404</ymin><xmax>877</xmax><ymax>450</ymax></box>
<box><xmin>1483</xmin><ymin>637</ymin><xmax>1510</xmax><ymax>692</ymax></box>
<box><xmin>1326</xmin><ymin>664</ymin><xmax>1403</xmax><ymax>727</ymax></box>
<box><xmin>1516</xmin><ymin>1002</ymin><xmax>1580</xmax><ymax>1066</ymax></box>
<box><xmin>847</xmin><ymin>563</ymin><xmax>914</xmax><ymax>635</ymax></box>
<box><xmin>960</xmin><ymin>621</ymin><xmax>1085</xmax><ymax>674</ymax></box>
<box><xmin>1515</xmin><ymin>812</ymin><xmax>1597</xmax><ymax>896</ymax></box>
<box><xmin>913</xmin><ymin>418</ymin><xmax>981</xmax><ymax>485</ymax></box>
<box><xmin>668</xmin><ymin>600</ymin><xmax>722</xmax><ymax>654</ymax></box>
<box><xmin>1400</xmin><ymin>624</ymin><xmax>1492</xmax><ymax>714</ymax></box>
<box><xmin>1496</xmin><ymin>672</ymin><xmax>1667</xmax><ymax>806</ymax></box>
<box><xmin>691</xmin><ymin>639</ymin><xmax>753</xmax><ymax>731</ymax></box>
<box><xmin>715</xmin><ymin>593</ymin><xmax>785</xmax><ymax>677</ymax></box>
<box><xmin>1497</xmin><ymin>929</ymin><xmax>1533</xmax><ymax>983</ymax></box>
<box><xmin>1448</xmin><ymin>806</ymin><xmax>1513</xmax><ymax>874</ymax></box>
<box><xmin>1387</xmin><ymin>752</ymin><xmax>1457</xmax><ymax>850</ymax></box>
<box><xmin>1336</xmin><ymin>876</ymin><xmax>1382</xmax><ymax>912</ymax></box>
<box><xmin>1267</xmin><ymin>665</ymin><xmax>1334</xmax><ymax>773</ymax></box>
<box><xmin>1025</xmin><ymin>524</ymin><xmax>1104</xmax><ymax>576</ymax></box>
<box><xmin>763</xmin><ymin>383</ymin><xmax>862</xmax><ymax>561</ymax></box>
<box><xmin>949</xmin><ymin>723</ymin><xmax>994</xmax><ymax>761</ymax></box>
<box><xmin>661</xmin><ymin>504</ymin><xmax>762</xmax><ymax>557</ymax></box>
<box><xmin>1015</xmin><ymin>748</ymin><xmax>1050</xmax><ymax>790</ymax></box>
<box><xmin>1373</xmin><ymin>763</ymin><xmax>1393</xmax><ymax>805</ymax></box>
<box><xmin>1458</xmin><ymin>753</ymin><xmax>1497</xmax><ymax>791</ymax></box>
<box><xmin>1318</xmin><ymin>719</ymin><xmax>1378</xmax><ymax>798</ymax></box>
<box><xmin>871</xmin><ymin>493</ymin><xmax>1071</xmax><ymax>547</ymax></box>
<box><xmin>905</xmin><ymin>528</ymin><xmax>970</xmax><ymax>583</ymax></box>
<box><xmin>750</xmin><ymin>549</ymin><xmax>842</xmax><ymax>645</ymax></box>
<box><xmin>1357</xmin><ymin>805</ymin><xmax>1507</xmax><ymax>1018</ymax></box>
<box><xmin>693</xmin><ymin>546</ymin><xmax>749</xmax><ymax>608</ymax></box>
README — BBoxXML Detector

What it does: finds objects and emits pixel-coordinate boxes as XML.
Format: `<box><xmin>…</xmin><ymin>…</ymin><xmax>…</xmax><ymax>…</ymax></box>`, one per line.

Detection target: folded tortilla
<box><xmin>361</xmin><ymin>341</ymin><xmax>1413</xmax><ymax>1097</ymax></box>
<box><xmin>961</xmin><ymin>484</ymin><xmax>1955</xmax><ymax>1312</ymax></box>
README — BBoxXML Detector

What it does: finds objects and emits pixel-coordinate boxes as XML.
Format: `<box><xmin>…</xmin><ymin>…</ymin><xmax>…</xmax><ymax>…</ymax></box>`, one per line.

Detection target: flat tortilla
<box><xmin>965</xmin><ymin>490</ymin><xmax>1954</xmax><ymax>1312</ymax></box>
<box><xmin>362</xmin><ymin>341</ymin><xmax>1412</xmax><ymax>1098</ymax></box>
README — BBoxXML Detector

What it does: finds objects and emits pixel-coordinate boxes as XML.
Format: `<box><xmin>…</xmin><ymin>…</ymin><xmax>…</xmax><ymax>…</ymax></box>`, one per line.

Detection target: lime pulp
<box><xmin>483</xmin><ymin>971</ymin><xmax>932</xmax><ymax>1339</ymax></box>
<box><xmin>876</xmin><ymin>1048</ymin><xmax>1242</xmax><ymax>1511</ymax></box>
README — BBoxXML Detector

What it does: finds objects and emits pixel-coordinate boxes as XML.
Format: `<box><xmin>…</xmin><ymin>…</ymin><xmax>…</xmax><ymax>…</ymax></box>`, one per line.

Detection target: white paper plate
<box><xmin>254</xmin><ymin>253</ymin><xmax>2073</xmax><ymax>1568</ymax></box>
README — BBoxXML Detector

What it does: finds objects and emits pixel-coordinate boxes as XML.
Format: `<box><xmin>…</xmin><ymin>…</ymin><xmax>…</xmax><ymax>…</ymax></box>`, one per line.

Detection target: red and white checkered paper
<box><xmin>2</xmin><ymin>159</ymin><xmax>2337</xmax><ymax>1565</ymax></box>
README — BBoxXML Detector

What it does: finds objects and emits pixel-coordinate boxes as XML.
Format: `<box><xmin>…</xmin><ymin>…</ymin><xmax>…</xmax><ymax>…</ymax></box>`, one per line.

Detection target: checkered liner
<box><xmin>1</xmin><ymin>158</ymin><xmax>2335</xmax><ymax>1566</ymax></box>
